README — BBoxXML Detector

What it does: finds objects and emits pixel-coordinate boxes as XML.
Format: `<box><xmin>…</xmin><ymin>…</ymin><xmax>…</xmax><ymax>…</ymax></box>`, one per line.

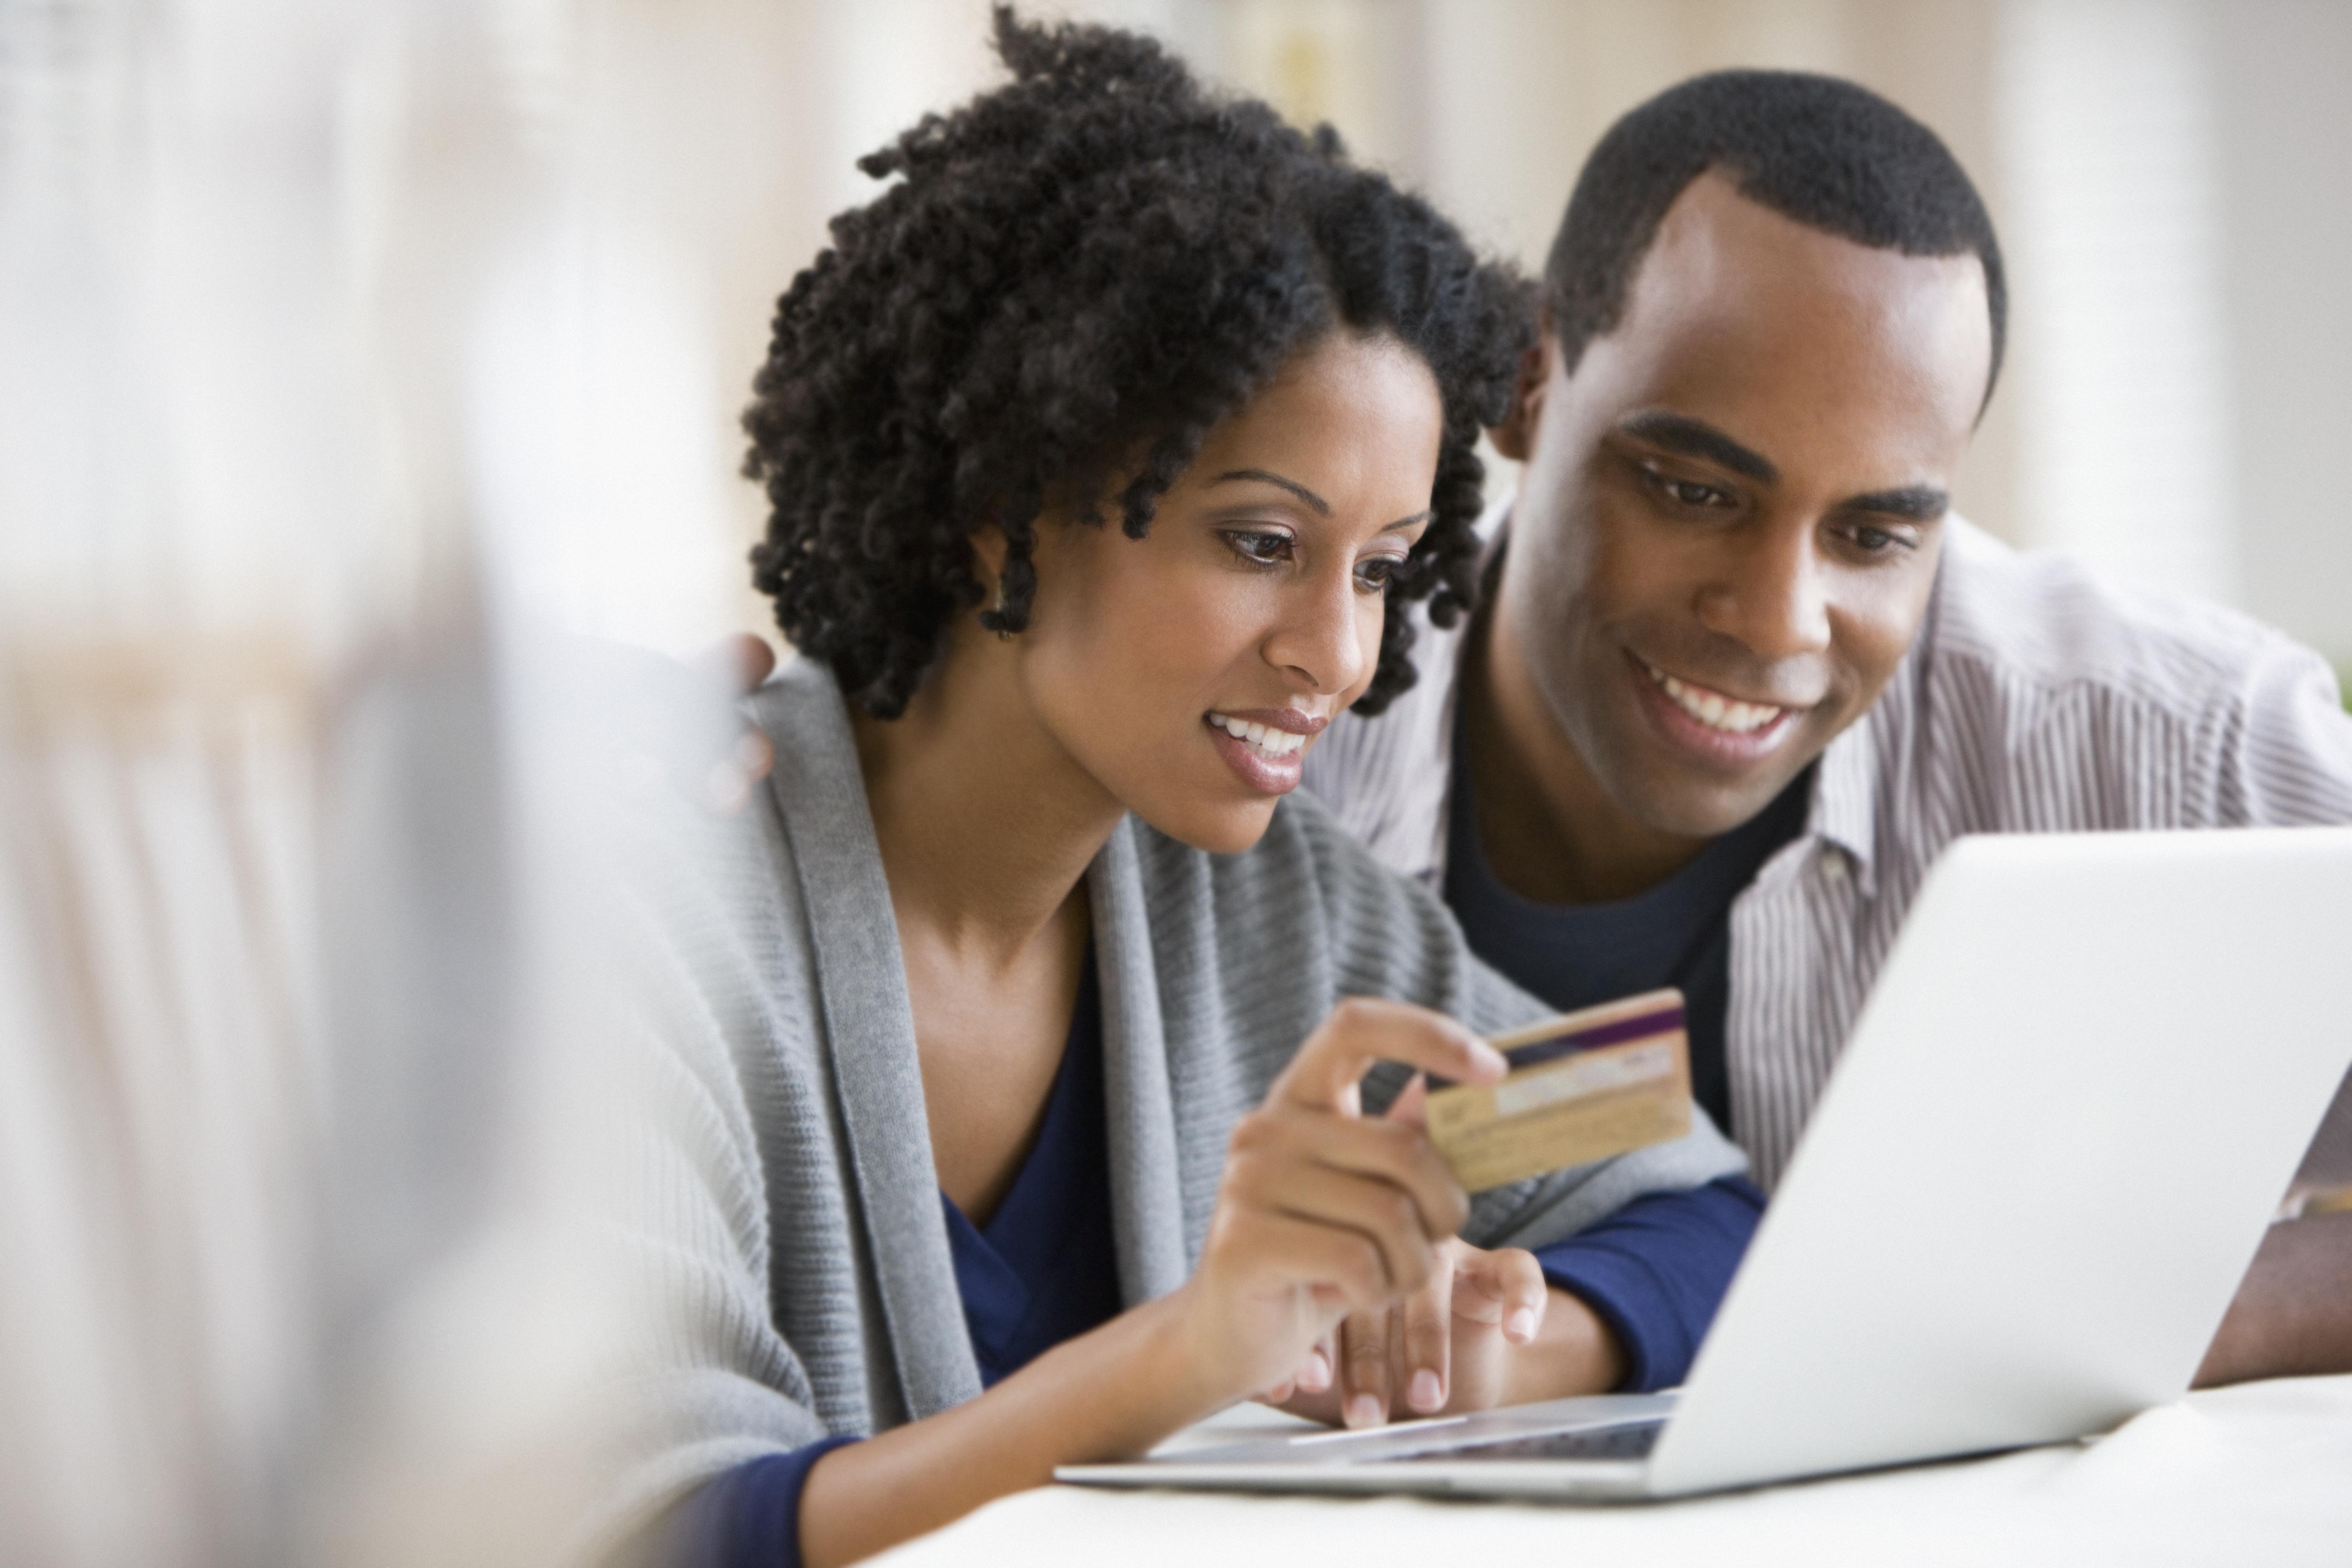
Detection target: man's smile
<box><xmin>1630</xmin><ymin>653</ymin><xmax>1819</xmax><ymax>736</ymax></box>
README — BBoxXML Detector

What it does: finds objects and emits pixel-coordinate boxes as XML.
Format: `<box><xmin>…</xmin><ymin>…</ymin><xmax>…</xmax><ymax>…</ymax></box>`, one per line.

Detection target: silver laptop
<box><xmin>1060</xmin><ymin>826</ymin><xmax>2352</xmax><ymax>1500</ymax></box>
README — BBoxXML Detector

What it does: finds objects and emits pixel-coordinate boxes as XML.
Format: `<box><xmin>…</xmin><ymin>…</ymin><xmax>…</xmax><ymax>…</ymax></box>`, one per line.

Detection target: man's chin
<box><xmin>1616</xmin><ymin>763</ymin><xmax>1808</xmax><ymax>842</ymax></box>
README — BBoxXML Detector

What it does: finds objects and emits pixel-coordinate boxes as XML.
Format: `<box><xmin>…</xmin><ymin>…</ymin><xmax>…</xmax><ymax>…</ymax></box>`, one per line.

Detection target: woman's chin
<box><xmin>1128</xmin><ymin>794</ymin><xmax>1283</xmax><ymax>857</ymax></box>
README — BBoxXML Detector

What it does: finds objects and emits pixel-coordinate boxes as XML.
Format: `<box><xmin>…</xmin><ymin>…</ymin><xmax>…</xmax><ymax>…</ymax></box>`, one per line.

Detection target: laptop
<box><xmin>1060</xmin><ymin>826</ymin><xmax>2352</xmax><ymax>1500</ymax></box>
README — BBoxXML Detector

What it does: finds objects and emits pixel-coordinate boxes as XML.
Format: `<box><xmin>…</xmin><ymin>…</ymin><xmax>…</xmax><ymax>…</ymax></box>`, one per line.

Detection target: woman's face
<box><xmin>1009</xmin><ymin>331</ymin><xmax>1445</xmax><ymax>854</ymax></box>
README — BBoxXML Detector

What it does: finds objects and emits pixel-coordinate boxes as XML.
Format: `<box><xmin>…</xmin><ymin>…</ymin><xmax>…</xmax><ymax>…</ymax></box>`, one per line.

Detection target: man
<box><xmin>1304</xmin><ymin>69</ymin><xmax>2352</xmax><ymax>1385</ymax></box>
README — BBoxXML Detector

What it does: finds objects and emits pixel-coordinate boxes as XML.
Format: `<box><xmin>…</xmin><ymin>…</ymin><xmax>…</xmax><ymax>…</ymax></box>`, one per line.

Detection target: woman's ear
<box><xmin>1488</xmin><ymin>313</ymin><xmax>1557</xmax><ymax>463</ymax></box>
<box><xmin>969</xmin><ymin>523</ymin><xmax>1009</xmax><ymax>592</ymax></box>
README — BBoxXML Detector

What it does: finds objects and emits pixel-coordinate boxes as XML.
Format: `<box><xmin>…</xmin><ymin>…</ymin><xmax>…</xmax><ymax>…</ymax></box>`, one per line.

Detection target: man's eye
<box><xmin>1643</xmin><ymin>466</ymin><xmax>1733</xmax><ymax>509</ymax></box>
<box><xmin>1841</xmin><ymin>522</ymin><xmax>1915</xmax><ymax>557</ymax></box>
<box><xmin>1222</xmin><ymin>529</ymin><xmax>1294</xmax><ymax>566</ymax></box>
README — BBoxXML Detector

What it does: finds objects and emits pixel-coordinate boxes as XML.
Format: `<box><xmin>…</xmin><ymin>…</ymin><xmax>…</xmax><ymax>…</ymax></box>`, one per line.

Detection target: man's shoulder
<box><xmin>1927</xmin><ymin>518</ymin><xmax>2335</xmax><ymax>725</ymax></box>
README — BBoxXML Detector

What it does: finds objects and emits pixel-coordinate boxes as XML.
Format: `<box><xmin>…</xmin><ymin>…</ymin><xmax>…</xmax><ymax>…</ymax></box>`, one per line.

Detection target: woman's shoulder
<box><xmin>1124</xmin><ymin>792</ymin><xmax>1541</xmax><ymax>1028</ymax></box>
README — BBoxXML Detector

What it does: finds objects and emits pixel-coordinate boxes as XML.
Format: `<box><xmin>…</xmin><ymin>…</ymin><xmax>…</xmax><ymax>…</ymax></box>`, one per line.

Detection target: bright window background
<box><xmin>551</xmin><ymin>0</ymin><xmax>2352</xmax><ymax>672</ymax></box>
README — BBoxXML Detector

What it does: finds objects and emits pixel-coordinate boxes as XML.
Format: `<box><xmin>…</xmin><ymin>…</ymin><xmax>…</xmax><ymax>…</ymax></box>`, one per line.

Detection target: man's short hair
<box><xmin>1545</xmin><ymin>69</ymin><xmax>2006</xmax><ymax>404</ymax></box>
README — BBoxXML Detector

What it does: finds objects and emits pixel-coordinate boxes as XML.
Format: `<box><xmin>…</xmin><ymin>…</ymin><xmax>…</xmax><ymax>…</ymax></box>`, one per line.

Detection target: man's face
<box><xmin>1496</xmin><ymin>173</ymin><xmax>1994</xmax><ymax>839</ymax></box>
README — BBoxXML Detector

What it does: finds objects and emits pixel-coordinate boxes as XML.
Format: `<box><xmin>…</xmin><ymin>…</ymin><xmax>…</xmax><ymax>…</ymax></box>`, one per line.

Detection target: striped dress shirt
<box><xmin>1304</xmin><ymin>517</ymin><xmax>2352</xmax><ymax>1189</ymax></box>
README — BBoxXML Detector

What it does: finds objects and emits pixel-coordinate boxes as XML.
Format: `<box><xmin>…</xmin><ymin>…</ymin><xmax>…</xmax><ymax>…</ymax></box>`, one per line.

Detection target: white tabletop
<box><xmin>873</xmin><ymin>1375</ymin><xmax>2352</xmax><ymax>1567</ymax></box>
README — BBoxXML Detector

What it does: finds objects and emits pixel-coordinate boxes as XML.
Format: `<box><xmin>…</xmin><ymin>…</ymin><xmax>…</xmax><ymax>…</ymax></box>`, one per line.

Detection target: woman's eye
<box><xmin>1355</xmin><ymin>555</ymin><xmax>1404</xmax><ymax>593</ymax></box>
<box><xmin>1222</xmin><ymin>529</ymin><xmax>1295</xmax><ymax>566</ymax></box>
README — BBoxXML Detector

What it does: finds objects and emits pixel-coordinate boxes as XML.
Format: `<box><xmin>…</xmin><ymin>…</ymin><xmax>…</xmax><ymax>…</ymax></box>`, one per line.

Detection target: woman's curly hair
<box><xmin>744</xmin><ymin>7</ymin><xmax>1533</xmax><ymax>719</ymax></box>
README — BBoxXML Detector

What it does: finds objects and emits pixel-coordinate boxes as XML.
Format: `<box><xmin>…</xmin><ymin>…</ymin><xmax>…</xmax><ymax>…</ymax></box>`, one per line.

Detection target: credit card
<box><xmin>1425</xmin><ymin>988</ymin><xmax>1692</xmax><ymax>1193</ymax></box>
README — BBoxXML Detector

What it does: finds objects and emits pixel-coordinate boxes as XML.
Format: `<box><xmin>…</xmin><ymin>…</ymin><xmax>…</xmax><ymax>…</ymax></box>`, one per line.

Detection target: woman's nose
<box><xmin>1263</xmin><ymin>564</ymin><xmax>1375</xmax><ymax>696</ymax></box>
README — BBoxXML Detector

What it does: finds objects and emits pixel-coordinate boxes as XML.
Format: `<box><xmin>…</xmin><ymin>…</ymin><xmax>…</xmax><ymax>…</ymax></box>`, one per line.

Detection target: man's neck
<box><xmin>1461</xmin><ymin>605</ymin><xmax>1714</xmax><ymax>906</ymax></box>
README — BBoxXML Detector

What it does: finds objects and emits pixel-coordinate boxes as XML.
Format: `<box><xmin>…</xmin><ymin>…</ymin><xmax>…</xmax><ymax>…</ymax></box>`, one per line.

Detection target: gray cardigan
<box><xmin>603</xmin><ymin>657</ymin><xmax>1745</xmax><ymax>1526</ymax></box>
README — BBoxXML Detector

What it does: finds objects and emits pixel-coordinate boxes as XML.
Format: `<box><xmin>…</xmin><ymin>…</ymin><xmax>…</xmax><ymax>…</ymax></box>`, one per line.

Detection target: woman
<box><xmin>616</xmin><ymin>13</ymin><xmax>1744</xmax><ymax>1565</ymax></box>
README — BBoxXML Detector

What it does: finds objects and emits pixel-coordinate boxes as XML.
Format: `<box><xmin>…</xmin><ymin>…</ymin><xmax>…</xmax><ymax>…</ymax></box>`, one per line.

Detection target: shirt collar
<box><xmin>1807</xmin><ymin>714</ymin><xmax>1881</xmax><ymax>896</ymax></box>
<box><xmin>1797</xmin><ymin>545</ymin><xmax>1950</xmax><ymax>898</ymax></box>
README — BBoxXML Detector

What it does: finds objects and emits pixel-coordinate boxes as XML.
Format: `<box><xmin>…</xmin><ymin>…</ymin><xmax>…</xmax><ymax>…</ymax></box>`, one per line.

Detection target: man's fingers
<box><xmin>1455</xmin><ymin>1245</ymin><xmax>1549</xmax><ymax>1343</ymax></box>
<box><xmin>1275</xmin><ymin>998</ymin><xmax>1505</xmax><ymax>1115</ymax></box>
<box><xmin>692</xmin><ymin>632</ymin><xmax>776</xmax><ymax>696</ymax></box>
<box><xmin>1339</xmin><ymin>1308</ymin><xmax>1393</xmax><ymax>1428</ymax></box>
<box><xmin>1401</xmin><ymin>1251</ymin><xmax>1455</xmax><ymax>1414</ymax></box>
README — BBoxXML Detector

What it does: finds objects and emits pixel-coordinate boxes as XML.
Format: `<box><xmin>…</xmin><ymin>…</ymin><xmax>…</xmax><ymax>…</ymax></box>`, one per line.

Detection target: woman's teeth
<box><xmin>1640</xmin><ymin>660</ymin><xmax>1787</xmax><ymax>735</ymax></box>
<box><xmin>1208</xmin><ymin>713</ymin><xmax>1306</xmax><ymax>759</ymax></box>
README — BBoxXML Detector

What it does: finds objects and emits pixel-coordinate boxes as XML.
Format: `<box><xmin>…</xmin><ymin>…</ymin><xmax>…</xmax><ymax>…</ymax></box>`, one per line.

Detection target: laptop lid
<box><xmin>1647</xmin><ymin>827</ymin><xmax>2352</xmax><ymax>1496</ymax></box>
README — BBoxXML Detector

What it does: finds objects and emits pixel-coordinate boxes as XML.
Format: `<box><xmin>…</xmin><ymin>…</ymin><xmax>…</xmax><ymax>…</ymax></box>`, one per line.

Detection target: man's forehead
<box><xmin>1571</xmin><ymin>174</ymin><xmax>1993</xmax><ymax>476</ymax></box>
<box><xmin>1630</xmin><ymin>173</ymin><xmax>1988</xmax><ymax>326</ymax></box>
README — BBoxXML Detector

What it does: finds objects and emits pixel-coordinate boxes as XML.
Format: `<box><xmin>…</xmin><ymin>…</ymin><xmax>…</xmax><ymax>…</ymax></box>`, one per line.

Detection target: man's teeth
<box><xmin>1641</xmin><ymin>662</ymin><xmax>1786</xmax><ymax>735</ymax></box>
<box><xmin>1210</xmin><ymin>713</ymin><xmax>1306</xmax><ymax>758</ymax></box>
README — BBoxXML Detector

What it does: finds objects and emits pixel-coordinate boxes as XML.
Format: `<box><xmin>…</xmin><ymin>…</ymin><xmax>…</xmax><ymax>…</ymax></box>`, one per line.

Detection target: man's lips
<box><xmin>1630</xmin><ymin>653</ymin><xmax>1814</xmax><ymax>735</ymax></box>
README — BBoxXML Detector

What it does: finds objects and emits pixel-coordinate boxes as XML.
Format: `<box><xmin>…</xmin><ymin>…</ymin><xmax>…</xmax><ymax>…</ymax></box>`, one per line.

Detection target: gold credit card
<box><xmin>1426</xmin><ymin>989</ymin><xmax>1692</xmax><ymax>1193</ymax></box>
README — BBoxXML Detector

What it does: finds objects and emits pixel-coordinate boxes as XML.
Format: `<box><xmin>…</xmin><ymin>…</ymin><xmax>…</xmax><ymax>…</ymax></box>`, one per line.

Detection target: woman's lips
<box><xmin>1203</xmin><ymin>707</ymin><xmax>1325</xmax><ymax>795</ymax></box>
<box><xmin>1626</xmin><ymin>651</ymin><xmax>1804</xmax><ymax>767</ymax></box>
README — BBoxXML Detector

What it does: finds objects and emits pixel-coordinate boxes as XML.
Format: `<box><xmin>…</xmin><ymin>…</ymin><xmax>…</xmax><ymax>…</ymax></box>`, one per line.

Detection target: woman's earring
<box><xmin>991</xmin><ymin>581</ymin><xmax>1014</xmax><ymax>640</ymax></box>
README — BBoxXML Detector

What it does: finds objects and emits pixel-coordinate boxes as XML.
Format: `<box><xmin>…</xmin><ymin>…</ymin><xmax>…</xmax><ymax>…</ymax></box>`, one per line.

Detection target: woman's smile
<box><xmin>1203</xmin><ymin>707</ymin><xmax>1328</xmax><ymax>793</ymax></box>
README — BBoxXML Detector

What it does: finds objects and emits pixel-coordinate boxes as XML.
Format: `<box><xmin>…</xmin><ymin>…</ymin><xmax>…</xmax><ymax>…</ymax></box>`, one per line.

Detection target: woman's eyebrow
<box><xmin>1383</xmin><ymin>510</ymin><xmax>1434</xmax><ymax>532</ymax></box>
<box><xmin>1210</xmin><ymin>469</ymin><xmax>1330</xmax><ymax>515</ymax></box>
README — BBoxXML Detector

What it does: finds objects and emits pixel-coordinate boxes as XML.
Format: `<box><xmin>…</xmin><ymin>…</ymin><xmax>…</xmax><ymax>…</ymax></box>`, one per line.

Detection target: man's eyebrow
<box><xmin>1210</xmin><ymin>469</ymin><xmax>1330</xmax><ymax>515</ymax></box>
<box><xmin>1842</xmin><ymin>486</ymin><xmax>1950</xmax><ymax>521</ymax></box>
<box><xmin>1616</xmin><ymin>411</ymin><xmax>1778</xmax><ymax>483</ymax></box>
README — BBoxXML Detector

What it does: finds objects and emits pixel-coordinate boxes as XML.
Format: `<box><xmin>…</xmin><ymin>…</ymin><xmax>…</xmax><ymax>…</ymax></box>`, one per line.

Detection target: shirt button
<box><xmin>1820</xmin><ymin>849</ymin><xmax>1848</xmax><ymax>883</ymax></box>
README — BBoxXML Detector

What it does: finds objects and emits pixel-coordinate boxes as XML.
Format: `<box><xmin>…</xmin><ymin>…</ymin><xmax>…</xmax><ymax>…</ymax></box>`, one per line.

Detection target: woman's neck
<box><xmin>850</xmin><ymin>622</ymin><xmax>1125</xmax><ymax>965</ymax></box>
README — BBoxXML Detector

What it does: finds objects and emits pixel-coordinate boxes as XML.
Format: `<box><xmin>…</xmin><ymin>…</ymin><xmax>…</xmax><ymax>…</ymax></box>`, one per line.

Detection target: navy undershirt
<box><xmin>1440</xmin><ymin>721</ymin><xmax>1812</xmax><ymax>1393</ymax></box>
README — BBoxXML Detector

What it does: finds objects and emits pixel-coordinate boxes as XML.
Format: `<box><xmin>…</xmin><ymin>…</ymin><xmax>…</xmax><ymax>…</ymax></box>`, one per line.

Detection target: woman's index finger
<box><xmin>1275</xmin><ymin>998</ymin><xmax>1506</xmax><ymax>1111</ymax></box>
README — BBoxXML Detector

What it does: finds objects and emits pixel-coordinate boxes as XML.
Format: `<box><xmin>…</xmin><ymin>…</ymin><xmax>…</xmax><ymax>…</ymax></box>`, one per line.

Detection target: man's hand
<box><xmin>686</xmin><ymin>634</ymin><xmax>777</xmax><ymax>811</ymax></box>
<box><xmin>2194</xmin><ymin>1207</ymin><xmax>2352</xmax><ymax>1386</ymax></box>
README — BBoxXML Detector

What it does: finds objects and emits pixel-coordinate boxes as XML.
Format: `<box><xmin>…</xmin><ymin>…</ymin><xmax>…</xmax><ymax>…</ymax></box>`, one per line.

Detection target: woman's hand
<box><xmin>1168</xmin><ymin>998</ymin><xmax>1508</xmax><ymax>1407</ymax></box>
<box><xmin>1258</xmin><ymin>1076</ymin><xmax>1629</xmax><ymax>1425</ymax></box>
<box><xmin>1268</xmin><ymin>1236</ymin><xmax>1553</xmax><ymax>1424</ymax></box>
<box><xmin>800</xmin><ymin>1000</ymin><xmax>1510</xmax><ymax>1568</ymax></box>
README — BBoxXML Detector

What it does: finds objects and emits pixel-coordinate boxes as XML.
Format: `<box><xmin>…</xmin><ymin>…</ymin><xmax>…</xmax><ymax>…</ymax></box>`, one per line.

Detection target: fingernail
<box><xmin>1508</xmin><ymin>1307</ymin><xmax>1537</xmax><ymax>1342</ymax></box>
<box><xmin>1303</xmin><ymin>1349</ymin><xmax>1332</xmax><ymax>1390</ymax></box>
<box><xmin>1408</xmin><ymin>1370</ymin><xmax>1443</xmax><ymax>1412</ymax></box>
<box><xmin>1345</xmin><ymin>1394</ymin><xmax>1383</xmax><ymax>1429</ymax></box>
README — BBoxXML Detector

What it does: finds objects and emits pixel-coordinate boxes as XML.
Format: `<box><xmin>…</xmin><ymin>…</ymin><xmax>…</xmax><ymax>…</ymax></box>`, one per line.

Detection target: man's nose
<box><xmin>1694</xmin><ymin>518</ymin><xmax>1832</xmax><ymax>662</ymax></box>
<box><xmin>1263</xmin><ymin>565</ymin><xmax>1374</xmax><ymax>696</ymax></box>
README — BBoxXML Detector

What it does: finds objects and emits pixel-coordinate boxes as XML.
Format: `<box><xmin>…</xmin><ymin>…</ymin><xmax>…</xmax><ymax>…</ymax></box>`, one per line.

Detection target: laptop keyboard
<box><xmin>1388</xmin><ymin>1420</ymin><xmax>1664</xmax><ymax>1462</ymax></box>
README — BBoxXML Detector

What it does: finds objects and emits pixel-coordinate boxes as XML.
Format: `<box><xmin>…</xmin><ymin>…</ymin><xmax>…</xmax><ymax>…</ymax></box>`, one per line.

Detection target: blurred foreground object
<box><xmin>0</xmin><ymin>2</ymin><xmax>708</xmax><ymax>1564</ymax></box>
